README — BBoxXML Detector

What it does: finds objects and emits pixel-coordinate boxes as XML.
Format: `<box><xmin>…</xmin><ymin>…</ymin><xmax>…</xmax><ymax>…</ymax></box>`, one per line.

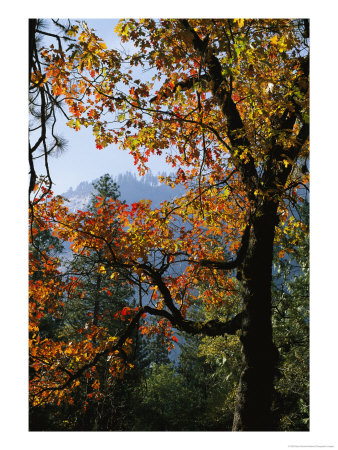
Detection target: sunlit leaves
<box><xmin>234</xmin><ymin>19</ymin><xmax>245</xmax><ymax>28</ymax></box>
<box><xmin>29</xmin><ymin>193</ymin><xmax>137</xmax><ymax>407</ymax></box>
<box><xmin>30</xmin><ymin>19</ymin><xmax>309</xmax><ymax>413</ymax></box>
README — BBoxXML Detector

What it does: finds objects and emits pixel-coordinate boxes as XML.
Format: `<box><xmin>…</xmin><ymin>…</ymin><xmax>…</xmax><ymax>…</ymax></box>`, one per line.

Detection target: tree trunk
<box><xmin>29</xmin><ymin>19</ymin><xmax>37</xmax><ymax>85</ymax></box>
<box><xmin>232</xmin><ymin>200</ymin><xmax>279</xmax><ymax>431</ymax></box>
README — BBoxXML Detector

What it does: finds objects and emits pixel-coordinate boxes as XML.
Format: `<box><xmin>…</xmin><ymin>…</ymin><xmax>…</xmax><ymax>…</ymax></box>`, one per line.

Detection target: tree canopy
<box><xmin>29</xmin><ymin>18</ymin><xmax>309</xmax><ymax>431</ymax></box>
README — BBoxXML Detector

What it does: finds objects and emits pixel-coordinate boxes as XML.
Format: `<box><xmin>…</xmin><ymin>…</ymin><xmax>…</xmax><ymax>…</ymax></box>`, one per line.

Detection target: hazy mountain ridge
<box><xmin>62</xmin><ymin>171</ymin><xmax>184</xmax><ymax>211</ymax></box>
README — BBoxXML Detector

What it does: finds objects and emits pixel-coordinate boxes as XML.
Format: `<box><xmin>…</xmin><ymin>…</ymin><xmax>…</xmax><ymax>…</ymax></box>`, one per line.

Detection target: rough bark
<box><xmin>232</xmin><ymin>200</ymin><xmax>279</xmax><ymax>431</ymax></box>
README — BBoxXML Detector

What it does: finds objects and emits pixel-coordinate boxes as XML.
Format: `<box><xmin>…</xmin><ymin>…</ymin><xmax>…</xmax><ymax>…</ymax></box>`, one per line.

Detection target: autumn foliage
<box><xmin>29</xmin><ymin>19</ymin><xmax>309</xmax><ymax>430</ymax></box>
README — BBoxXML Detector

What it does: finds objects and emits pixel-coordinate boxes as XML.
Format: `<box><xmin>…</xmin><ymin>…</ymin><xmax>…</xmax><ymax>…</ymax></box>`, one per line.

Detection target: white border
<box><xmin>2</xmin><ymin>1</ymin><xmax>337</xmax><ymax>449</ymax></box>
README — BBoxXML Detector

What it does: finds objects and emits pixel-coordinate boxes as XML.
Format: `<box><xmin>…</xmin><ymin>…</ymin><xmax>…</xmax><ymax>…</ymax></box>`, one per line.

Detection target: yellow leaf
<box><xmin>98</xmin><ymin>265</ymin><xmax>106</xmax><ymax>274</ymax></box>
<box><xmin>270</xmin><ymin>35</ymin><xmax>278</xmax><ymax>46</ymax></box>
<box><xmin>234</xmin><ymin>19</ymin><xmax>245</xmax><ymax>28</ymax></box>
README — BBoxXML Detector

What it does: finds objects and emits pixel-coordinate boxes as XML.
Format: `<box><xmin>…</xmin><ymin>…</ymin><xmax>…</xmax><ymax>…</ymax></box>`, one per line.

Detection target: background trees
<box><xmin>29</xmin><ymin>19</ymin><xmax>309</xmax><ymax>431</ymax></box>
<box><xmin>30</xmin><ymin>204</ymin><xmax>309</xmax><ymax>431</ymax></box>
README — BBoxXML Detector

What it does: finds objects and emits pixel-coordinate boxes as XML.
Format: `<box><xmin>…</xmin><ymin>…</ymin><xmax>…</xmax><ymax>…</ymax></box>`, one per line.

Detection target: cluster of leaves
<box><xmin>35</xmin><ymin>19</ymin><xmax>308</xmax><ymax>183</ymax></box>
<box><xmin>29</xmin><ymin>177</ymin><xmax>137</xmax><ymax>410</ymax></box>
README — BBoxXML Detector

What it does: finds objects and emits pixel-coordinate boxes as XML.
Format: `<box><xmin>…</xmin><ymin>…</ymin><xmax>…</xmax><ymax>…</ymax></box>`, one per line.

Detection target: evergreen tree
<box><xmin>61</xmin><ymin>174</ymin><xmax>133</xmax><ymax>340</ymax></box>
<box><xmin>272</xmin><ymin>200</ymin><xmax>309</xmax><ymax>430</ymax></box>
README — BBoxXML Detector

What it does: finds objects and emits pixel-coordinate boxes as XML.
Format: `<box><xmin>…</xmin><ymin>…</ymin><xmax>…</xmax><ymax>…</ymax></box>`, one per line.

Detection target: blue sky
<box><xmin>34</xmin><ymin>19</ymin><xmax>171</xmax><ymax>194</ymax></box>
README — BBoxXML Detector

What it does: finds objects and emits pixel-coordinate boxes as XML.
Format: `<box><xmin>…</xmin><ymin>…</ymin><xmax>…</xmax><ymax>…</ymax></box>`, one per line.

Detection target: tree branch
<box><xmin>178</xmin><ymin>19</ymin><xmax>258</xmax><ymax>195</ymax></box>
<box><xmin>140</xmin><ymin>264</ymin><xmax>243</xmax><ymax>336</ymax></box>
<box><xmin>149</xmin><ymin>73</ymin><xmax>210</xmax><ymax>103</ymax></box>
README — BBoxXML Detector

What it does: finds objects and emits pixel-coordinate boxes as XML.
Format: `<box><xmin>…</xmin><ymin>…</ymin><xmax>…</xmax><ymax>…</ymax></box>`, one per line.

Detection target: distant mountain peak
<box><xmin>62</xmin><ymin>171</ymin><xmax>184</xmax><ymax>212</ymax></box>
